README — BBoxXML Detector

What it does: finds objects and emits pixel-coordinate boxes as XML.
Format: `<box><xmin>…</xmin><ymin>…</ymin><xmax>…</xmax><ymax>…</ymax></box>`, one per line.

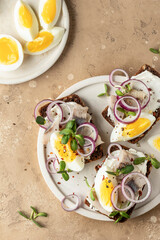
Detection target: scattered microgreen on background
<box><xmin>18</xmin><ymin>206</ymin><xmax>48</xmax><ymax>228</ymax></box>
<box><xmin>84</xmin><ymin>177</ymin><xmax>96</xmax><ymax>201</ymax></box>
<box><xmin>97</xmin><ymin>84</ymin><xmax>109</xmax><ymax>97</ymax></box>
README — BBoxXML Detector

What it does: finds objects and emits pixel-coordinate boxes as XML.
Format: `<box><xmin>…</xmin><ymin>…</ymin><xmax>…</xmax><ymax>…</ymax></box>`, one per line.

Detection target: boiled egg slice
<box><xmin>110</xmin><ymin>112</ymin><xmax>156</xmax><ymax>142</ymax></box>
<box><xmin>0</xmin><ymin>34</ymin><xmax>24</xmax><ymax>72</ymax></box>
<box><xmin>95</xmin><ymin>165</ymin><xmax>118</xmax><ymax>213</ymax></box>
<box><xmin>24</xmin><ymin>27</ymin><xmax>65</xmax><ymax>55</ymax></box>
<box><xmin>14</xmin><ymin>0</ymin><xmax>39</xmax><ymax>42</ymax></box>
<box><xmin>148</xmin><ymin>134</ymin><xmax>160</xmax><ymax>152</ymax></box>
<box><xmin>50</xmin><ymin>132</ymin><xmax>84</xmax><ymax>172</ymax></box>
<box><xmin>39</xmin><ymin>0</ymin><xmax>62</xmax><ymax>30</ymax></box>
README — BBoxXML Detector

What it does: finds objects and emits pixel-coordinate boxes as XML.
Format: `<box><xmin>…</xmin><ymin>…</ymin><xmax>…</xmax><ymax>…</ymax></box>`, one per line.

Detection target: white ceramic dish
<box><xmin>0</xmin><ymin>0</ymin><xmax>69</xmax><ymax>85</ymax></box>
<box><xmin>37</xmin><ymin>75</ymin><xmax>160</xmax><ymax>221</ymax></box>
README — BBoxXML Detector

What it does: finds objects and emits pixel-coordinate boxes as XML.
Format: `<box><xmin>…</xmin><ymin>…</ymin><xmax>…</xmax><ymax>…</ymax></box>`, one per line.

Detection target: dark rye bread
<box><xmin>102</xmin><ymin>64</ymin><xmax>160</xmax><ymax>144</ymax></box>
<box><xmin>39</xmin><ymin>94</ymin><xmax>103</xmax><ymax>163</ymax></box>
<box><xmin>85</xmin><ymin>145</ymin><xmax>152</xmax><ymax>223</ymax></box>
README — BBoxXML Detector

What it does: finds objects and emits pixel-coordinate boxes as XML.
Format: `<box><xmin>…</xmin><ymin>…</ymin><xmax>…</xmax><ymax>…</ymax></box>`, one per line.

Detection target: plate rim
<box><xmin>0</xmin><ymin>0</ymin><xmax>69</xmax><ymax>85</ymax></box>
<box><xmin>37</xmin><ymin>75</ymin><xmax>160</xmax><ymax>221</ymax></box>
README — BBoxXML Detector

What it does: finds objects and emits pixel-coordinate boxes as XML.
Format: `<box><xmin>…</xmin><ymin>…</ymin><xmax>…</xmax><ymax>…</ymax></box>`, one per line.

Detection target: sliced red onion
<box><xmin>76</xmin><ymin>123</ymin><xmax>98</xmax><ymax>142</ymax></box>
<box><xmin>108</xmin><ymin>143</ymin><xmax>122</xmax><ymax>158</ymax></box>
<box><xmin>114</xmin><ymin>95</ymin><xmax>141</xmax><ymax>124</ymax></box>
<box><xmin>34</xmin><ymin>99</ymin><xmax>53</xmax><ymax>130</ymax></box>
<box><xmin>77</xmin><ymin>136</ymin><xmax>95</xmax><ymax>157</ymax></box>
<box><xmin>121</xmin><ymin>172</ymin><xmax>151</xmax><ymax>203</ymax></box>
<box><xmin>109</xmin><ymin>69</ymin><xmax>129</xmax><ymax>87</ymax></box>
<box><xmin>118</xmin><ymin>79</ymin><xmax>151</xmax><ymax>111</ymax></box>
<box><xmin>61</xmin><ymin>194</ymin><xmax>81</xmax><ymax>212</ymax></box>
<box><xmin>111</xmin><ymin>184</ymin><xmax>135</xmax><ymax>211</ymax></box>
<box><xmin>46</xmin><ymin>157</ymin><xmax>58</xmax><ymax>174</ymax></box>
<box><xmin>46</xmin><ymin>101</ymin><xmax>66</xmax><ymax>123</ymax></box>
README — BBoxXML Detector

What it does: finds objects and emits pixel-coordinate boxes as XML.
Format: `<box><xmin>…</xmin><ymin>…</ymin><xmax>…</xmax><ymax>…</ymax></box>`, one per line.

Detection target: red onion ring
<box><xmin>109</xmin><ymin>69</ymin><xmax>129</xmax><ymax>87</ymax></box>
<box><xmin>108</xmin><ymin>143</ymin><xmax>122</xmax><ymax>158</ymax></box>
<box><xmin>77</xmin><ymin>136</ymin><xmax>95</xmax><ymax>157</ymax></box>
<box><xmin>121</xmin><ymin>172</ymin><xmax>152</xmax><ymax>203</ymax></box>
<box><xmin>111</xmin><ymin>184</ymin><xmax>135</xmax><ymax>211</ymax></box>
<box><xmin>34</xmin><ymin>99</ymin><xmax>53</xmax><ymax>130</ymax></box>
<box><xmin>118</xmin><ymin>79</ymin><xmax>151</xmax><ymax>111</ymax></box>
<box><xmin>46</xmin><ymin>157</ymin><xmax>58</xmax><ymax>174</ymax></box>
<box><xmin>61</xmin><ymin>194</ymin><xmax>81</xmax><ymax>212</ymax></box>
<box><xmin>76</xmin><ymin>123</ymin><xmax>98</xmax><ymax>142</ymax></box>
<box><xmin>46</xmin><ymin>100</ymin><xmax>65</xmax><ymax>122</ymax></box>
<box><xmin>114</xmin><ymin>95</ymin><xmax>141</xmax><ymax>124</ymax></box>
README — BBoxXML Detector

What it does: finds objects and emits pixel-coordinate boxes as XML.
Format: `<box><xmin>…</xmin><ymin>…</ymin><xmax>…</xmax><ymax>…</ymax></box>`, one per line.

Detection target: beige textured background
<box><xmin>1</xmin><ymin>0</ymin><xmax>160</xmax><ymax>239</ymax></box>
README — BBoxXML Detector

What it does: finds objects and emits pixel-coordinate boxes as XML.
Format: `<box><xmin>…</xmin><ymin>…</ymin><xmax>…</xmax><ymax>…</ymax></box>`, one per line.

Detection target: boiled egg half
<box><xmin>24</xmin><ymin>27</ymin><xmax>65</xmax><ymax>55</ymax></box>
<box><xmin>0</xmin><ymin>34</ymin><xmax>24</xmax><ymax>72</ymax></box>
<box><xmin>39</xmin><ymin>0</ymin><xmax>62</xmax><ymax>29</ymax></box>
<box><xmin>50</xmin><ymin>132</ymin><xmax>84</xmax><ymax>172</ymax></box>
<box><xmin>110</xmin><ymin>112</ymin><xmax>156</xmax><ymax>142</ymax></box>
<box><xmin>148</xmin><ymin>134</ymin><xmax>160</xmax><ymax>152</ymax></box>
<box><xmin>94</xmin><ymin>165</ymin><xmax>118</xmax><ymax>212</ymax></box>
<box><xmin>14</xmin><ymin>0</ymin><xmax>39</xmax><ymax>42</ymax></box>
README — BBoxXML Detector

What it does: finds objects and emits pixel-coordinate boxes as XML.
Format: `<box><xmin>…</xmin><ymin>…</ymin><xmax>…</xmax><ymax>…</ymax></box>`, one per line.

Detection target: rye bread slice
<box><xmin>102</xmin><ymin>64</ymin><xmax>160</xmax><ymax>144</ymax></box>
<box><xmin>39</xmin><ymin>94</ymin><xmax>103</xmax><ymax>162</ymax></box>
<box><xmin>85</xmin><ymin>145</ymin><xmax>152</xmax><ymax>222</ymax></box>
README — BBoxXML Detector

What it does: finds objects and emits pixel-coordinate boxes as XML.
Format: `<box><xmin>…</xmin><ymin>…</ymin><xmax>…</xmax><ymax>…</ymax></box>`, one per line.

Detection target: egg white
<box><xmin>0</xmin><ymin>34</ymin><xmax>24</xmax><ymax>72</ymax></box>
<box><xmin>50</xmin><ymin>132</ymin><xmax>85</xmax><ymax>172</ymax></box>
<box><xmin>24</xmin><ymin>27</ymin><xmax>65</xmax><ymax>55</ymax></box>
<box><xmin>39</xmin><ymin>0</ymin><xmax>62</xmax><ymax>30</ymax></box>
<box><xmin>110</xmin><ymin>112</ymin><xmax>156</xmax><ymax>142</ymax></box>
<box><xmin>14</xmin><ymin>0</ymin><xmax>39</xmax><ymax>42</ymax></box>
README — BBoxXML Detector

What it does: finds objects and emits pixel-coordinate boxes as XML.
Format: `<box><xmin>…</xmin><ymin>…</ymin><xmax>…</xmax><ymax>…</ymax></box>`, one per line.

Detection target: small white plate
<box><xmin>37</xmin><ymin>75</ymin><xmax>160</xmax><ymax>221</ymax></box>
<box><xmin>0</xmin><ymin>0</ymin><xmax>69</xmax><ymax>85</ymax></box>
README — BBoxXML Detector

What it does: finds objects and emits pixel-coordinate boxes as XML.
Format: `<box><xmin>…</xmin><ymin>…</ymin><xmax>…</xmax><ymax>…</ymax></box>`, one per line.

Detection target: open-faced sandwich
<box><xmin>34</xmin><ymin>94</ymin><xmax>104</xmax><ymax>180</ymax></box>
<box><xmin>102</xmin><ymin>64</ymin><xmax>160</xmax><ymax>143</ymax></box>
<box><xmin>85</xmin><ymin>143</ymin><xmax>160</xmax><ymax>223</ymax></box>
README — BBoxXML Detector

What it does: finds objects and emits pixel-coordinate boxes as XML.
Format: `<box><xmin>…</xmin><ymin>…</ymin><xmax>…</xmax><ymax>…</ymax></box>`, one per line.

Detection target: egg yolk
<box><xmin>0</xmin><ymin>37</ymin><xmax>19</xmax><ymax>65</ymax></box>
<box><xmin>41</xmin><ymin>0</ymin><xmax>56</xmax><ymax>24</ymax></box>
<box><xmin>27</xmin><ymin>31</ymin><xmax>53</xmax><ymax>52</ymax></box>
<box><xmin>122</xmin><ymin>118</ymin><xmax>151</xmax><ymax>138</ymax></box>
<box><xmin>54</xmin><ymin>136</ymin><xmax>77</xmax><ymax>162</ymax></box>
<box><xmin>153</xmin><ymin>137</ymin><xmax>160</xmax><ymax>151</ymax></box>
<box><xmin>19</xmin><ymin>5</ymin><xmax>32</xmax><ymax>28</ymax></box>
<box><xmin>100</xmin><ymin>178</ymin><xmax>114</xmax><ymax>207</ymax></box>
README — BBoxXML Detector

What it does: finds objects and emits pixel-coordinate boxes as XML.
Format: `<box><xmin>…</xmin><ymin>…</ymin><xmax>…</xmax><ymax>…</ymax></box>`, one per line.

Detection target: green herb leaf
<box><xmin>30</xmin><ymin>206</ymin><xmax>38</xmax><ymax>214</ymax></box>
<box><xmin>115</xmin><ymin>216</ymin><xmax>123</xmax><ymax>223</ymax></box>
<box><xmin>128</xmin><ymin>111</ymin><xmax>136</xmax><ymax>116</ymax></box>
<box><xmin>120</xmin><ymin>211</ymin><xmax>130</xmax><ymax>219</ymax></box>
<box><xmin>65</xmin><ymin>120</ymin><xmax>76</xmax><ymax>129</ymax></box>
<box><xmin>84</xmin><ymin>176</ymin><xmax>91</xmax><ymax>188</ymax></box>
<box><xmin>62</xmin><ymin>172</ymin><xmax>69</xmax><ymax>181</ymax></box>
<box><xmin>18</xmin><ymin>211</ymin><xmax>29</xmax><ymax>219</ymax></box>
<box><xmin>36</xmin><ymin>212</ymin><xmax>48</xmax><ymax>218</ymax></box>
<box><xmin>90</xmin><ymin>189</ymin><xmax>95</xmax><ymax>201</ymax></box>
<box><xmin>109</xmin><ymin>211</ymin><xmax>119</xmax><ymax>217</ymax></box>
<box><xmin>125</xmin><ymin>84</ymin><xmax>131</xmax><ymax>92</ymax></box>
<box><xmin>30</xmin><ymin>210</ymin><xmax>34</xmax><ymax>220</ymax></box>
<box><xmin>60</xmin><ymin>128</ymin><xmax>73</xmax><ymax>136</ymax></box>
<box><xmin>61</xmin><ymin>135</ymin><xmax>70</xmax><ymax>144</ymax></box>
<box><xmin>75</xmin><ymin>134</ymin><xmax>85</xmax><ymax>146</ymax></box>
<box><xmin>70</xmin><ymin>139</ymin><xmax>78</xmax><ymax>151</ymax></box>
<box><xmin>104</xmin><ymin>84</ymin><xmax>109</xmax><ymax>96</ymax></box>
<box><xmin>97</xmin><ymin>93</ymin><xmax>106</xmax><ymax>97</ymax></box>
<box><xmin>106</xmin><ymin>170</ymin><xmax>117</xmax><ymax>176</ymax></box>
<box><xmin>149</xmin><ymin>48</ymin><xmax>159</xmax><ymax>54</ymax></box>
<box><xmin>31</xmin><ymin>219</ymin><xmax>43</xmax><ymax>228</ymax></box>
<box><xmin>133</xmin><ymin>157</ymin><xmax>146</xmax><ymax>165</ymax></box>
<box><xmin>36</xmin><ymin>116</ymin><xmax>46</xmax><ymax>125</ymax></box>
<box><xmin>117</xmin><ymin>107</ymin><xmax>125</xmax><ymax>113</ymax></box>
<box><xmin>67</xmin><ymin>168</ymin><xmax>73</xmax><ymax>173</ymax></box>
<box><xmin>72</xmin><ymin>121</ymin><xmax>77</xmax><ymax>132</ymax></box>
<box><xmin>119</xmin><ymin>165</ymin><xmax>134</xmax><ymax>175</ymax></box>
<box><xmin>59</xmin><ymin>161</ymin><xmax>66</xmax><ymax>171</ymax></box>
<box><xmin>150</xmin><ymin>158</ymin><xmax>160</xmax><ymax>169</ymax></box>
<box><xmin>115</xmin><ymin>89</ymin><xmax>124</xmax><ymax>96</ymax></box>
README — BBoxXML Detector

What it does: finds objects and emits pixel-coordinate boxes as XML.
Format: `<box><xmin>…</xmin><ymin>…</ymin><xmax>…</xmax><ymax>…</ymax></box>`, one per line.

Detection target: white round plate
<box><xmin>37</xmin><ymin>75</ymin><xmax>160</xmax><ymax>221</ymax></box>
<box><xmin>0</xmin><ymin>0</ymin><xmax>69</xmax><ymax>85</ymax></box>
